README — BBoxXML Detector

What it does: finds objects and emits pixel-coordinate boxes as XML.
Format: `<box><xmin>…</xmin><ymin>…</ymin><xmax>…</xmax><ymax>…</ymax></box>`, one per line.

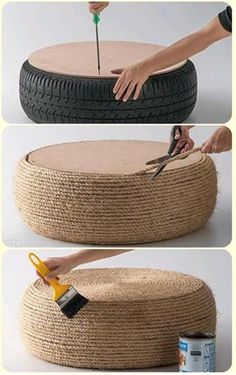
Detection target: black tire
<box><xmin>19</xmin><ymin>60</ymin><xmax>197</xmax><ymax>124</ymax></box>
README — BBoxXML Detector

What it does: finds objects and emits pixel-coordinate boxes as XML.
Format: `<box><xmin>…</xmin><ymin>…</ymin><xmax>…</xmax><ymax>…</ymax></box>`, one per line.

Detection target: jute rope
<box><xmin>15</xmin><ymin>146</ymin><xmax>217</xmax><ymax>245</ymax></box>
<box><xmin>20</xmin><ymin>268</ymin><xmax>216</xmax><ymax>370</ymax></box>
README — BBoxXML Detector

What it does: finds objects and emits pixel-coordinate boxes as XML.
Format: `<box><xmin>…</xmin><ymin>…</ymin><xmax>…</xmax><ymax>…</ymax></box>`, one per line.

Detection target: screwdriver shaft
<box><xmin>95</xmin><ymin>23</ymin><xmax>101</xmax><ymax>75</ymax></box>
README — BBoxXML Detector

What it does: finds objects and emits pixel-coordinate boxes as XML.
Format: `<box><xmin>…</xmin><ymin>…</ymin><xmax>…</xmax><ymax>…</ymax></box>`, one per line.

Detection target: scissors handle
<box><xmin>167</xmin><ymin>126</ymin><xmax>182</xmax><ymax>155</ymax></box>
<box><xmin>150</xmin><ymin>126</ymin><xmax>183</xmax><ymax>180</ymax></box>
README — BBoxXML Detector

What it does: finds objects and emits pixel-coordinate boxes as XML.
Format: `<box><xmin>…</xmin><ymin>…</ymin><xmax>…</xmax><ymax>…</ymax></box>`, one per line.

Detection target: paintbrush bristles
<box><xmin>56</xmin><ymin>286</ymin><xmax>89</xmax><ymax>318</ymax></box>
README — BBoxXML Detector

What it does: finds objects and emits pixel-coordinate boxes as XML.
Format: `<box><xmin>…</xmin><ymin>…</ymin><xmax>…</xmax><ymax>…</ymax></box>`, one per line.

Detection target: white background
<box><xmin>2</xmin><ymin>248</ymin><xmax>232</xmax><ymax>372</ymax></box>
<box><xmin>2</xmin><ymin>1</ymin><xmax>232</xmax><ymax>123</ymax></box>
<box><xmin>2</xmin><ymin>125</ymin><xmax>232</xmax><ymax>248</ymax></box>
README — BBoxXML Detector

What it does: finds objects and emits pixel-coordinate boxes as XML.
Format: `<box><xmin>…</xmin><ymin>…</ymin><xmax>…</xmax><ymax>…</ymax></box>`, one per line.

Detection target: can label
<box><xmin>179</xmin><ymin>335</ymin><xmax>215</xmax><ymax>372</ymax></box>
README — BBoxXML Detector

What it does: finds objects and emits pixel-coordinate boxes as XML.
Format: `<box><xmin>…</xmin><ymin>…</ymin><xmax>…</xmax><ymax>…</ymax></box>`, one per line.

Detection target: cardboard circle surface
<box><xmin>27</xmin><ymin>140</ymin><xmax>202</xmax><ymax>175</ymax></box>
<box><xmin>28</xmin><ymin>41</ymin><xmax>187</xmax><ymax>77</ymax></box>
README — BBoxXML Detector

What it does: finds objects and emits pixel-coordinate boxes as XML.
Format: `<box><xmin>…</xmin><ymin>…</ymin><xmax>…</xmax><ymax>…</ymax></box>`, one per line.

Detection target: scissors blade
<box><xmin>150</xmin><ymin>143</ymin><xmax>189</xmax><ymax>180</ymax></box>
<box><xmin>146</xmin><ymin>154</ymin><xmax>169</xmax><ymax>166</ymax></box>
<box><xmin>151</xmin><ymin>164</ymin><xmax>166</xmax><ymax>180</ymax></box>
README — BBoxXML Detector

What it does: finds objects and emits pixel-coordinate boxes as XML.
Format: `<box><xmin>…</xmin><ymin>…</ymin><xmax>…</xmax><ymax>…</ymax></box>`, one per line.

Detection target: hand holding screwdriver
<box><xmin>88</xmin><ymin>2</ymin><xmax>109</xmax><ymax>14</ymax></box>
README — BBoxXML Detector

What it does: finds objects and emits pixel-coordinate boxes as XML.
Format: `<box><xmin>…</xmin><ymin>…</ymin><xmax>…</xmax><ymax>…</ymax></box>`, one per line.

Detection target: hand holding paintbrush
<box><xmin>30</xmin><ymin>250</ymin><xmax>131</xmax><ymax>318</ymax></box>
<box><xmin>29</xmin><ymin>252</ymin><xmax>89</xmax><ymax>318</ymax></box>
<box><xmin>36</xmin><ymin>249</ymin><xmax>132</xmax><ymax>284</ymax></box>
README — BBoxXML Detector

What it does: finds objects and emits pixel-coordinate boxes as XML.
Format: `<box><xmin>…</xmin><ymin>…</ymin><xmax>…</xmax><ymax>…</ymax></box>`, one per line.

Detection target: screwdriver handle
<box><xmin>93</xmin><ymin>14</ymin><xmax>100</xmax><ymax>24</ymax></box>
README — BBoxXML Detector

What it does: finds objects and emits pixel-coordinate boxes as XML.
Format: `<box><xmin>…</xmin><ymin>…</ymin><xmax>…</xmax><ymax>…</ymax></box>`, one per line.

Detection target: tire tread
<box><xmin>20</xmin><ymin>60</ymin><xmax>197</xmax><ymax>123</ymax></box>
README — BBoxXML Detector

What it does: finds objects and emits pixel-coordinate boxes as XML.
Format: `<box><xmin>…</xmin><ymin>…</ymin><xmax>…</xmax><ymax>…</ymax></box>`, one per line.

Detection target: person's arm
<box><xmin>201</xmin><ymin>126</ymin><xmax>232</xmax><ymax>153</ymax></box>
<box><xmin>173</xmin><ymin>125</ymin><xmax>232</xmax><ymax>155</ymax></box>
<box><xmin>37</xmin><ymin>249</ymin><xmax>132</xmax><ymax>282</ymax></box>
<box><xmin>88</xmin><ymin>2</ymin><xmax>109</xmax><ymax>14</ymax></box>
<box><xmin>112</xmin><ymin>14</ymin><xmax>231</xmax><ymax>101</ymax></box>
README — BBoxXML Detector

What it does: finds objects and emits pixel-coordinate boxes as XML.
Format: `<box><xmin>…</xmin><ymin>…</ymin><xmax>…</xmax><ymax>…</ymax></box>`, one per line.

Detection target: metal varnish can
<box><xmin>179</xmin><ymin>332</ymin><xmax>216</xmax><ymax>372</ymax></box>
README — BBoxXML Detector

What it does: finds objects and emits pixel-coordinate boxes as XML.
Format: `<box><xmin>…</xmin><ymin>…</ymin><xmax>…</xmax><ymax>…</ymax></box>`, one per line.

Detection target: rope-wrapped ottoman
<box><xmin>20</xmin><ymin>268</ymin><xmax>216</xmax><ymax>369</ymax></box>
<box><xmin>19</xmin><ymin>41</ymin><xmax>197</xmax><ymax>123</ymax></box>
<box><xmin>15</xmin><ymin>140</ymin><xmax>217</xmax><ymax>245</ymax></box>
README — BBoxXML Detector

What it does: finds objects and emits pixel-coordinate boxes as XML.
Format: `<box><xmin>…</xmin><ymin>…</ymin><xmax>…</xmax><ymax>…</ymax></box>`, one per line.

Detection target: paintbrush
<box><xmin>28</xmin><ymin>252</ymin><xmax>88</xmax><ymax>318</ymax></box>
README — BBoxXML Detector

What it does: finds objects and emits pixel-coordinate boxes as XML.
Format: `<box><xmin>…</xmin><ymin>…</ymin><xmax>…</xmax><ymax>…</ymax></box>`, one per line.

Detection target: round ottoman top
<box><xmin>31</xmin><ymin>268</ymin><xmax>210</xmax><ymax>302</ymax></box>
<box><xmin>28</xmin><ymin>41</ymin><xmax>187</xmax><ymax>78</ymax></box>
<box><xmin>27</xmin><ymin>140</ymin><xmax>202</xmax><ymax>175</ymax></box>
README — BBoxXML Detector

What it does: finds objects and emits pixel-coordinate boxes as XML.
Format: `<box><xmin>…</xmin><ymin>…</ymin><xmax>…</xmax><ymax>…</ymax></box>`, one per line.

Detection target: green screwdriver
<box><xmin>93</xmin><ymin>14</ymin><xmax>101</xmax><ymax>75</ymax></box>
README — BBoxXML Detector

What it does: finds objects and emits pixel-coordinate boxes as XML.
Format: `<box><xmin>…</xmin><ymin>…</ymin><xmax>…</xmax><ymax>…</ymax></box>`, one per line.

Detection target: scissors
<box><xmin>146</xmin><ymin>125</ymin><xmax>186</xmax><ymax>180</ymax></box>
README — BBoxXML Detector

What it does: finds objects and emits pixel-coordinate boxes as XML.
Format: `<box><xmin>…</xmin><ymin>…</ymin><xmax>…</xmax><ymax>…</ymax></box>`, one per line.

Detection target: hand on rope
<box><xmin>201</xmin><ymin>126</ymin><xmax>232</xmax><ymax>154</ymax></box>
